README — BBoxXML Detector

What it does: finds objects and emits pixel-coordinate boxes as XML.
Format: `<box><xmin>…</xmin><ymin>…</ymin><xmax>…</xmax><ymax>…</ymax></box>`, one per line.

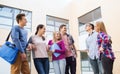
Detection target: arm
<box><xmin>98</xmin><ymin>33</ymin><xmax>109</xmax><ymax>49</ymax></box>
<box><xmin>85</xmin><ymin>39</ymin><xmax>90</xmax><ymax>55</ymax></box>
<box><xmin>27</xmin><ymin>36</ymin><xmax>35</xmax><ymax>50</ymax></box>
<box><xmin>97</xmin><ymin>34</ymin><xmax>102</xmax><ymax>48</ymax></box>
<box><xmin>70</xmin><ymin>35</ymin><xmax>78</xmax><ymax>55</ymax></box>
<box><xmin>11</xmin><ymin>26</ymin><xmax>24</xmax><ymax>53</ymax></box>
<box><xmin>54</xmin><ymin>40</ymin><xmax>66</xmax><ymax>54</ymax></box>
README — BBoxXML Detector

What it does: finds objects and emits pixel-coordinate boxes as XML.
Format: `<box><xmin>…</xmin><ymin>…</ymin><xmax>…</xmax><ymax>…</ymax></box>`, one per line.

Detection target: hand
<box><xmin>52</xmin><ymin>50</ymin><xmax>55</xmax><ymax>53</ymax></box>
<box><xmin>99</xmin><ymin>47</ymin><xmax>104</xmax><ymax>52</ymax></box>
<box><xmin>27</xmin><ymin>43</ymin><xmax>33</xmax><ymax>51</ymax></box>
<box><xmin>75</xmin><ymin>51</ymin><xmax>78</xmax><ymax>57</ymax></box>
<box><xmin>50</xmin><ymin>50</ymin><xmax>55</xmax><ymax>53</ymax></box>
<box><xmin>48</xmin><ymin>45</ymin><xmax>51</xmax><ymax>49</ymax></box>
<box><xmin>27</xmin><ymin>43</ymin><xmax>36</xmax><ymax>51</ymax></box>
<box><xmin>21</xmin><ymin>53</ymin><xmax>27</xmax><ymax>61</ymax></box>
<box><xmin>31</xmin><ymin>44</ymin><xmax>36</xmax><ymax>50</ymax></box>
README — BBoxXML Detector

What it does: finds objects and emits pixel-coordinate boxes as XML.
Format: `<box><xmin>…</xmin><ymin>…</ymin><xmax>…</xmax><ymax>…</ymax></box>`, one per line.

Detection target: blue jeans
<box><xmin>89</xmin><ymin>57</ymin><xmax>103</xmax><ymax>74</ymax></box>
<box><xmin>53</xmin><ymin>59</ymin><xmax>66</xmax><ymax>74</ymax></box>
<box><xmin>34</xmin><ymin>58</ymin><xmax>49</xmax><ymax>74</ymax></box>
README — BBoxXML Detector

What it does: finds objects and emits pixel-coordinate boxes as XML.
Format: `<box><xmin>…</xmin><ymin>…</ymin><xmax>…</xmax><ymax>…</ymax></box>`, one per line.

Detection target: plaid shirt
<box><xmin>97</xmin><ymin>32</ymin><xmax>115</xmax><ymax>60</ymax></box>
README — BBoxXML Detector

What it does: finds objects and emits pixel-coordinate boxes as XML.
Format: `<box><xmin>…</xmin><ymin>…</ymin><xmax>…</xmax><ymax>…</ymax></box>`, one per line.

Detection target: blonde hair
<box><xmin>96</xmin><ymin>21</ymin><xmax>108</xmax><ymax>34</ymax></box>
<box><xmin>53</xmin><ymin>31</ymin><xmax>62</xmax><ymax>43</ymax></box>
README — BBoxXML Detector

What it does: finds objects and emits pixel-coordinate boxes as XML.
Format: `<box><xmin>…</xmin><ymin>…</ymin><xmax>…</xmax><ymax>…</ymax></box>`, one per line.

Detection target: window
<box><xmin>46</xmin><ymin>15</ymin><xmax>69</xmax><ymax>43</ymax></box>
<box><xmin>0</xmin><ymin>5</ymin><xmax>32</xmax><ymax>31</ymax></box>
<box><xmin>46</xmin><ymin>15</ymin><xmax>69</xmax><ymax>74</ymax></box>
<box><xmin>78</xmin><ymin>7</ymin><xmax>102</xmax><ymax>74</ymax></box>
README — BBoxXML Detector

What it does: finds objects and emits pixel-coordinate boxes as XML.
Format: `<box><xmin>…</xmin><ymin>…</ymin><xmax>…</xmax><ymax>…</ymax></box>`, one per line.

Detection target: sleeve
<box><xmin>101</xmin><ymin>33</ymin><xmax>109</xmax><ymax>49</ymax></box>
<box><xmin>26</xmin><ymin>36</ymin><xmax>33</xmax><ymax>47</ymax></box>
<box><xmin>86</xmin><ymin>39</ymin><xmax>89</xmax><ymax>50</ymax></box>
<box><xmin>70</xmin><ymin>35</ymin><xmax>75</xmax><ymax>44</ymax></box>
<box><xmin>55</xmin><ymin>40</ymin><xmax>66</xmax><ymax>54</ymax></box>
<box><xmin>98</xmin><ymin>33</ymin><xmax>109</xmax><ymax>49</ymax></box>
<box><xmin>102</xmin><ymin>34</ymin><xmax>109</xmax><ymax>44</ymax></box>
<box><xmin>11</xmin><ymin>26</ymin><xmax>25</xmax><ymax>53</ymax></box>
<box><xmin>28</xmin><ymin>36</ymin><xmax>33</xmax><ymax>44</ymax></box>
<box><xmin>48</xmin><ymin>40</ymin><xmax>52</xmax><ymax>45</ymax></box>
<box><xmin>97</xmin><ymin>34</ymin><xmax>102</xmax><ymax>48</ymax></box>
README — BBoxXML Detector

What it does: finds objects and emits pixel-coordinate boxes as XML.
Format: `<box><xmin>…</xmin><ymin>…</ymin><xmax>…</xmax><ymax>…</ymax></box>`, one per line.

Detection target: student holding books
<box><xmin>48</xmin><ymin>32</ymin><xmax>66</xmax><ymax>74</ymax></box>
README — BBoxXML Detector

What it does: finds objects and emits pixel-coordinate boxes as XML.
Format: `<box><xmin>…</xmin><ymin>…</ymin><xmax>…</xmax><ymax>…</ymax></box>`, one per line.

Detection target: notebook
<box><xmin>50</xmin><ymin>43</ymin><xmax>61</xmax><ymax>57</ymax></box>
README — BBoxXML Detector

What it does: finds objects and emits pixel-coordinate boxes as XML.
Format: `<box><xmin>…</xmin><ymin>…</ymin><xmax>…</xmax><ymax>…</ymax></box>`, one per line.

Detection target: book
<box><xmin>50</xmin><ymin>43</ymin><xmax>61</xmax><ymax>57</ymax></box>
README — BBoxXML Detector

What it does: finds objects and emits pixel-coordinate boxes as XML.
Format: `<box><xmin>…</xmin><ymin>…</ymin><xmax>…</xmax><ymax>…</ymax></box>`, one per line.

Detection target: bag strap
<box><xmin>6</xmin><ymin>30</ymin><xmax>12</xmax><ymax>41</ymax></box>
<box><xmin>6</xmin><ymin>26</ymin><xmax>21</xmax><ymax>41</ymax></box>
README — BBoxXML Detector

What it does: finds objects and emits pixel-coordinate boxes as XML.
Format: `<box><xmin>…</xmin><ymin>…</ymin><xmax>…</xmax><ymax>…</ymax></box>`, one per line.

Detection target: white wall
<box><xmin>69</xmin><ymin>0</ymin><xmax>120</xmax><ymax>74</ymax></box>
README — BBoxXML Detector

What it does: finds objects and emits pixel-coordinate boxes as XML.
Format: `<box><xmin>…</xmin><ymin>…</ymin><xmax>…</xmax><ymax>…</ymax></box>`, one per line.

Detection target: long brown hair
<box><xmin>53</xmin><ymin>31</ymin><xmax>62</xmax><ymax>43</ymax></box>
<box><xmin>96</xmin><ymin>21</ymin><xmax>112</xmax><ymax>44</ymax></box>
<box><xmin>35</xmin><ymin>24</ymin><xmax>45</xmax><ymax>40</ymax></box>
<box><xmin>96</xmin><ymin>21</ymin><xmax>108</xmax><ymax>34</ymax></box>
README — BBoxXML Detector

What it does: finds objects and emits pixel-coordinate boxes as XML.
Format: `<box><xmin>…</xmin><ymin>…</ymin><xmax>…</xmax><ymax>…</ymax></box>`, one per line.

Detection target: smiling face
<box><xmin>85</xmin><ymin>24</ymin><xmax>92</xmax><ymax>31</ymax></box>
<box><xmin>39</xmin><ymin>26</ymin><xmax>46</xmax><ymax>35</ymax></box>
<box><xmin>55</xmin><ymin>32</ymin><xmax>61</xmax><ymax>40</ymax></box>
<box><xmin>94</xmin><ymin>24</ymin><xmax>99</xmax><ymax>32</ymax></box>
<box><xmin>20</xmin><ymin>16</ymin><xmax>27</xmax><ymax>26</ymax></box>
<box><xmin>59</xmin><ymin>25</ymin><xmax>67</xmax><ymax>34</ymax></box>
<box><xmin>16</xmin><ymin>14</ymin><xmax>27</xmax><ymax>27</ymax></box>
<box><xmin>53</xmin><ymin>32</ymin><xmax>61</xmax><ymax>42</ymax></box>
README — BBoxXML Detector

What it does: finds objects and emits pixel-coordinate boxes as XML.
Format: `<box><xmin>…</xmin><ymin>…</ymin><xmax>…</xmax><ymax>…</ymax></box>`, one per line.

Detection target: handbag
<box><xmin>0</xmin><ymin>30</ymin><xmax>19</xmax><ymax>64</ymax></box>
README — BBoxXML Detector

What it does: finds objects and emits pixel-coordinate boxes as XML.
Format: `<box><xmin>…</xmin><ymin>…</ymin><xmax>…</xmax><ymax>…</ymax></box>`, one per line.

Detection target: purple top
<box><xmin>48</xmin><ymin>40</ymin><xmax>66</xmax><ymax>61</ymax></box>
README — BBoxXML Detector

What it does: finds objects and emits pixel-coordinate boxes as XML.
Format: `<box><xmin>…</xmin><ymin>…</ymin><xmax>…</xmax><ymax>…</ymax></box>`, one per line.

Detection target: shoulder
<box><xmin>30</xmin><ymin>35</ymin><xmax>36</xmax><ymax>39</ymax></box>
<box><xmin>66</xmin><ymin>33</ymin><xmax>72</xmax><ymax>37</ymax></box>
<box><xmin>12</xmin><ymin>25</ymin><xmax>19</xmax><ymax>30</ymax></box>
<box><xmin>48</xmin><ymin>40</ymin><xmax>53</xmax><ymax>45</ymax></box>
<box><xmin>12</xmin><ymin>25</ymin><xmax>21</xmax><ymax>33</ymax></box>
<box><xmin>58</xmin><ymin>40</ymin><xmax>64</xmax><ymax>43</ymax></box>
<box><xmin>93</xmin><ymin>31</ymin><xmax>98</xmax><ymax>35</ymax></box>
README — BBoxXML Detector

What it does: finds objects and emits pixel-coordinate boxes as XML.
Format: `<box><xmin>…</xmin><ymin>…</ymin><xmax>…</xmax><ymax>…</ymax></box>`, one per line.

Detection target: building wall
<box><xmin>69</xmin><ymin>0</ymin><xmax>120</xmax><ymax>74</ymax></box>
<box><xmin>0</xmin><ymin>0</ymin><xmax>73</xmax><ymax>74</ymax></box>
<box><xmin>0</xmin><ymin>0</ymin><xmax>120</xmax><ymax>74</ymax></box>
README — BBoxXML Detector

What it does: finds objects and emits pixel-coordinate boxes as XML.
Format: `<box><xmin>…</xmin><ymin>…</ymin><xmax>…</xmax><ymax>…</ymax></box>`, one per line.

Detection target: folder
<box><xmin>50</xmin><ymin>43</ymin><xmax>61</xmax><ymax>57</ymax></box>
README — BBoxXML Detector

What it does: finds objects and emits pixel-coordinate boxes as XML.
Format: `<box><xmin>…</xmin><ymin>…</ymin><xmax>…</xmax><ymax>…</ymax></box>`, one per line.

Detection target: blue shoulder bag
<box><xmin>0</xmin><ymin>30</ymin><xmax>19</xmax><ymax>64</ymax></box>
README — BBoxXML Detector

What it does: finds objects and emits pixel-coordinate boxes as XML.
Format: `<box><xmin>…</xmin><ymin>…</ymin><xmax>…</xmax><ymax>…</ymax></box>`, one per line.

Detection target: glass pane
<box><xmin>26</xmin><ymin>12</ymin><xmax>32</xmax><ymax>22</ymax></box>
<box><xmin>0</xmin><ymin>25</ymin><xmax>11</xmax><ymax>29</ymax></box>
<box><xmin>46</xmin><ymin>32</ymin><xmax>53</xmax><ymax>43</ymax></box>
<box><xmin>55</xmin><ymin>27</ymin><xmax>59</xmax><ymax>31</ymax></box>
<box><xmin>0</xmin><ymin>17</ymin><xmax>12</xmax><ymax>26</ymax></box>
<box><xmin>46</xmin><ymin>26</ymin><xmax>55</xmax><ymax>32</ymax></box>
<box><xmin>14</xmin><ymin>9</ymin><xmax>20</xmax><ymax>19</ymax></box>
<box><xmin>47</xmin><ymin>20</ymin><xmax>54</xmax><ymax>26</ymax></box>
<box><xmin>0</xmin><ymin>7</ymin><xmax>12</xmax><ymax>18</ymax></box>
<box><xmin>0</xmin><ymin>6</ymin><xmax>32</xmax><ymax>31</ymax></box>
<box><xmin>55</xmin><ymin>22</ymin><xmax>66</xmax><ymax>27</ymax></box>
<box><xmin>79</xmin><ymin>25</ymin><xmax>86</xmax><ymax>33</ymax></box>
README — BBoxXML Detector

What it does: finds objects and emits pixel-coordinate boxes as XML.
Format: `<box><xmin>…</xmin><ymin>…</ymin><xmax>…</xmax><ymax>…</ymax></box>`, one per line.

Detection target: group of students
<box><xmin>10</xmin><ymin>13</ymin><xmax>115</xmax><ymax>74</ymax></box>
<box><xmin>10</xmin><ymin>13</ymin><xmax>77</xmax><ymax>74</ymax></box>
<box><xmin>85</xmin><ymin>22</ymin><xmax>115</xmax><ymax>74</ymax></box>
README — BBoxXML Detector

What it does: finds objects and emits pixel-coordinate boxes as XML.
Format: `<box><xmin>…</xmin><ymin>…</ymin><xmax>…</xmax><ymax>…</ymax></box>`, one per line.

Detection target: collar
<box><xmin>88</xmin><ymin>31</ymin><xmax>94</xmax><ymax>36</ymax></box>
